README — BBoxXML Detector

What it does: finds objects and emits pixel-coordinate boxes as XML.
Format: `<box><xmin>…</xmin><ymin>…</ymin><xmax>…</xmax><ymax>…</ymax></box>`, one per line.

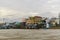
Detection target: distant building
<box><xmin>50</xmin><ymin>17</ymin><xmax>59</xmax><ymax>26</ymax></box>
<box><xmin>26</xmin><ymin>16</ymin><xmax>42</xmax><ymax>24</ymax></box>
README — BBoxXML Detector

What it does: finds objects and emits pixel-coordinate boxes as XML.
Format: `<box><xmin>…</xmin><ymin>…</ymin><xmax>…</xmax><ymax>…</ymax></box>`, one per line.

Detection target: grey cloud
<box><xmin>0</xmin><ymin>0</ymin><xmax>59</xmax><ymax>22</ymax></box>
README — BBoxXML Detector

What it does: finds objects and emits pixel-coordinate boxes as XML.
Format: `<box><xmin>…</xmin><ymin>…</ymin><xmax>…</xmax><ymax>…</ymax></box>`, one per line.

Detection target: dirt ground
<box><xmin>0</xmin><ymin>29</ymin><xmax>60</xmax><ymax>40</ymax></box>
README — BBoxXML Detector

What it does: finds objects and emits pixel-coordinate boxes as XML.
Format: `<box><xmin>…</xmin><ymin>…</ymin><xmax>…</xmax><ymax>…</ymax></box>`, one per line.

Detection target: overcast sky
<box><xmin>0</xmin><ymin>0</ymin><xmax>60</xmax><ymax>21</ymax></box>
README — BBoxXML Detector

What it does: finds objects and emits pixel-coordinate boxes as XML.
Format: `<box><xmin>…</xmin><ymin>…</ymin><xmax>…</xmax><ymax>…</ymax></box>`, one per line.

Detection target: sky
<box><xmin>0</xmin><ymin>0</ymin><xmax>60</xmax><ymax>22</ymax></box>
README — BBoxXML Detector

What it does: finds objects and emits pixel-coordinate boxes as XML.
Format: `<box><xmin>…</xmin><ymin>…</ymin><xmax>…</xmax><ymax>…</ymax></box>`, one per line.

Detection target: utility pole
<box><xmin>59</xmin><ymin>13</ymin><xmax>60</xmax><ymax>25</ymax></box>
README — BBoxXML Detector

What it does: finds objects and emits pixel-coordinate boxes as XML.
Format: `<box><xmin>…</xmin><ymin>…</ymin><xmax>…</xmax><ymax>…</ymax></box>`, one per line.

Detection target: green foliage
<box><xmin>15</xmin><ymin>23</ymin><xmax>21</xmax><ymax>29</ymax></box>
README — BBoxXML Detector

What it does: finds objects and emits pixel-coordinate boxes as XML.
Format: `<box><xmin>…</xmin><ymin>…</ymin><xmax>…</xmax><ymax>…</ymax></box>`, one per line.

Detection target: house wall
<box><xmin>26</xmin><ymin>16</ymin><xmax>42</xmax><ymax>24</ymax></box>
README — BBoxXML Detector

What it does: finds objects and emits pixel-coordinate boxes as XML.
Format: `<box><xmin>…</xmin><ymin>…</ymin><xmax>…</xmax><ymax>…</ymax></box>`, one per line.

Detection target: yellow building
<box><xmin>26</xmin><ymin>16</ymin><xmax>42</xmax><ymax>24</ymax></box>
